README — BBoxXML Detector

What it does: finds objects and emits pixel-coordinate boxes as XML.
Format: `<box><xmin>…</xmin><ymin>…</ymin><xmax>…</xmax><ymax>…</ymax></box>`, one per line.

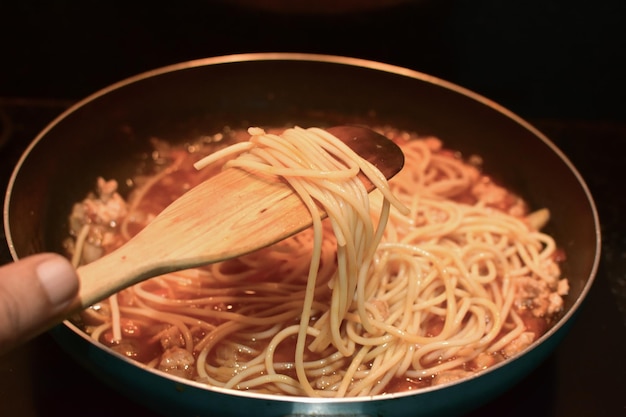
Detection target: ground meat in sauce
<box><xmin>65</xmin><ymin>128</ymin><xmax>568</xmax><ymax>393</ymax></box>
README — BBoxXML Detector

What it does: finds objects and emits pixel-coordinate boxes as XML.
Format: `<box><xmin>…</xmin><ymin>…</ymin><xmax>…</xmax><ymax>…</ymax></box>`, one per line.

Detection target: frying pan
<box><xmin>3</xmin><ymin>53</ymin><xmax>600</xmax><ymax>417</ymax></box>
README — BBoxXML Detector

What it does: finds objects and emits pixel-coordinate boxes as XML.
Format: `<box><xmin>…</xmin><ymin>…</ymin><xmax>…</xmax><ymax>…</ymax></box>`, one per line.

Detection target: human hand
<box><xmin>0</xmin><ymin>253</ymin><xmax>79</xmax><ymax>355</ymax></box>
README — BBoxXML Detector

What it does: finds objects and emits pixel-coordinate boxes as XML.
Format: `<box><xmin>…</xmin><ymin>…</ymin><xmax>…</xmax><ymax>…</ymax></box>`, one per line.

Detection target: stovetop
<box><xmin>1</xmin><ymin>97</ymin><xmax>625</xmax><ymax>417</ymax></box>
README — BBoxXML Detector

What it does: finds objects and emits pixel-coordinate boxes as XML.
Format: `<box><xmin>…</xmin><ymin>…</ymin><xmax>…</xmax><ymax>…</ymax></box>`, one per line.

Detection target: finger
<box><xmin>0</xmin><ymin>253</ymin><xmax>79</xmax><ymax>354</ymax></box>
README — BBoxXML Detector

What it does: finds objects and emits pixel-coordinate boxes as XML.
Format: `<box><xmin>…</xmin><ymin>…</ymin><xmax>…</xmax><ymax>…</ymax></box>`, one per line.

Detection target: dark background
<box><xmin>1</xmin><ymin>0</ymin><xmax>624</xmax><ymax>122</ymax></box>
<box><xmin>1</xmin><ymin>1</ymin><xmax>625</xmax><ymax>417</ymax></box>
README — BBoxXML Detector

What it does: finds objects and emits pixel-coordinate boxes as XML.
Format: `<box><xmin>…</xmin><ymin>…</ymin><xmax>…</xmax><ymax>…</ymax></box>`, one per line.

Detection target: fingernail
<box><xmin>36</xmin><ymin>257</ymin><xmax>79</xmax><ymax>308</ymax></box>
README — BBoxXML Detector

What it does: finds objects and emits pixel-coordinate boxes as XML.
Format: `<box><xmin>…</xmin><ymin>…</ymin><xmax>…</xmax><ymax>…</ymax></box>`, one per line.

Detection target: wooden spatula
<box><xmin>69</xmin><ymin>125</ymin><xmax>404</xmax><ymax>312</ymax></box>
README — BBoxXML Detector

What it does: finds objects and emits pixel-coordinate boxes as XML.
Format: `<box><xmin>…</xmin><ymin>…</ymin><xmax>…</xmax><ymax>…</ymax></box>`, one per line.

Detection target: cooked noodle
<box><xmin>66</xmin><ymin>125</ymin><xmax>568</xmax><ymax>397</ymax></box>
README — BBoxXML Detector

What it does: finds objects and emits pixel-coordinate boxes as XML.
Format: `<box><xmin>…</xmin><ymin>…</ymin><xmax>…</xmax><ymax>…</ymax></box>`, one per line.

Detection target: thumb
<box><xmin>0</xmin><ymin>253</ymin><xmax>79</xmax><ymax>354</ymax></box>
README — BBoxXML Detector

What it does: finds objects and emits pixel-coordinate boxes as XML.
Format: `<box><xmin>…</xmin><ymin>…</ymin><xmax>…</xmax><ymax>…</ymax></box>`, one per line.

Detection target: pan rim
<box><xmin>3</xmin><ymin>52</ymin><xmax>602</xmax><ymax>405</ymax></box>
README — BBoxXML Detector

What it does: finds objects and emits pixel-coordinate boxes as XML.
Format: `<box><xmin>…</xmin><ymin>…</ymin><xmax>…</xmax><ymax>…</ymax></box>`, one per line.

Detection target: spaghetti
<box><xmin>65</xmin><ymin>125</ymin><xmax>569</xmax><ymax>397</ymax></box>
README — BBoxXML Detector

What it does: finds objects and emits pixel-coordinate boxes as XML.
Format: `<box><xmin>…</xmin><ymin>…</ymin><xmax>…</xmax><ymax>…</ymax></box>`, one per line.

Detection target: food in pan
<box><xmin>64</xmin><ymin>125</ymin><xmax>569</xmax><ymax>397</ymax></box>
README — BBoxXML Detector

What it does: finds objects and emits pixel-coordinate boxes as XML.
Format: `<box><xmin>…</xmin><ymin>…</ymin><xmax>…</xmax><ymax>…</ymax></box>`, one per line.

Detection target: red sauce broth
<box><xmin>81</xmin><ymin>134</ymin><xmax>563</xmax><ymax>395</ymax></box>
